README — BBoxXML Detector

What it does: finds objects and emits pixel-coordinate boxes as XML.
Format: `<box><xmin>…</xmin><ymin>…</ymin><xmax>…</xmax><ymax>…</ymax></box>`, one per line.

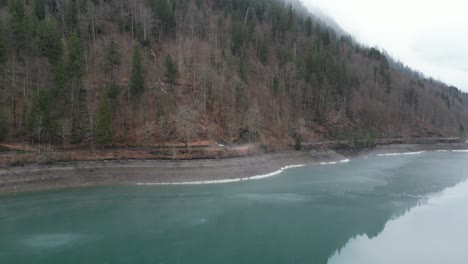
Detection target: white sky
<box><xmin>301</xmin><ymin>0</ymin><xmax>468</xmax><ymax>92</ymax></box>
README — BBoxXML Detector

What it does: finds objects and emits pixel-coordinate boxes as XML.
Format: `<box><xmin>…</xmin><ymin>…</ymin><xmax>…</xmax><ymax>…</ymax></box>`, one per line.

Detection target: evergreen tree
<box><xmin>0</xmin><ymin>100</ymin><xmax>7</xmax><ymax>142</ymax></box>
<box><xmin>105</xmin><ymin>40</ymin><xmax>121</xmax><ymax>80</ymax></box>
<box><xmin>366</xmin><ymin>131</ymin><xmax>375</xmax><ymax>148</ymax></box>
<box><xmin>130</xmin><ymin>45</ymin><xmax>144</xmax><ymax>98</ymax></box>
<box><xmin>164</xmin><ymin>54</ymin><xmax>178</xmax><ymax>85</ymax></box>
<box><xmin>96</xmin><ymin>97</ymin><xmax>113</xmax><ymax>145</ymax></box>
<box><xmin>33</xmin><ymin>0</ymin><xmax>46</xmax><ymax>20</ymax></box>
<box><xmin>8</xmin><ymin>0</ymin><xmax>24</xmax><ymax>21</ymax></box>
<box><xmin>66</xmin><ymin>0</ymin><xmax>78</xmax><ymax>32</ymax></box>
<box><xmin>8</xmin><ymin>0</ymin><xmax>27</xmax><ymax>52</ymax></box>
<box><xmin>37</xmin><ymin>18</ymin><xmax>63</xmax><ymax>63</ymax></box>
<box><xmin>0</xmin><ymin>21</ymin><xmax>6</xmax><ymax>65</ymax></box>
<box><xmin>287</xmin><ymin>4</ymin><xmax>294</xmax><ymax>31</ymax></box>
<box><xmin>459</xmin><ymin>124</ymin><xmax>465</xmax><ymax>137</ymax></box>
<box><xmin>294</xmin><ymin>137</ymin><xmax>302</xmax><ymax>151</ymax></box>
<box><xmin>67</xmin><ymin>33</ymin><xmax>85</xmax><ymax>143</ymax></box>
<box><xmin>105</xmin><ymin>82</ymin><xmax>120</xmax><ymax>110</ymax></box>
<box><xmin>26</xmin><ymin>89</ymin><xmax>58</xmax><ymax>143</ymax></box>
<box><xmin>238</xmin><ymin>57</ymin><xmax>248</xmax><ymax>83</ymax></box>
<box><xmin>257</xmin><ymin>38</ymin><xmax>268</xmax><ymax>65</ymax></box>
<box><xmin>53</xmin><ymin>59</ymin><xmax>67</xmax><ymax>96</ymax></box>
<box><xmin>67</xmin><ymin>33</ymin><xmax>83</xmax><ymax>79</ymax></box>
<box><xmin>150</xmin><ymin>0</ymin><xmax>175</xmax><ymax>35</ymax></box>
<box><xmin>272</xmin><ymin>76</ymin><xmax>279</xmax><ymax>96</ymax></box>
<box><xmin>305</xmin><ymin>16</ymin><xmax>312</xmax><ymax>37</ymax></box>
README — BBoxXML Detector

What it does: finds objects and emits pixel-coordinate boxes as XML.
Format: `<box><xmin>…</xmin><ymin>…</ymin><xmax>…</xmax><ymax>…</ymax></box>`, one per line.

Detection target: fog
<box><xmin>301</xmin><ymin>0</ymin><xmax>468</xmax><ymax>92</ymax></box>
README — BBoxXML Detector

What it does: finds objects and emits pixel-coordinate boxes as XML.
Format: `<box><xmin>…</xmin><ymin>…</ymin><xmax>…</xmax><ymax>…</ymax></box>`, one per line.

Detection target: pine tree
<box><xmin>8</xmin><ymin>0</ymin><xmax>27</xmax><ymax>52</ymax></box>
<box><xmin>150</xmin><ymin>0</ymin><xmax>175</xmax><ymax>36</ymax></box>
<box><xmin>37</xmin><ymin>18</ymin><xmax>63</xmax><ymax>63</ymax></box>
<box><xmin>105</xmin><ymin>82</ymin><xmax>120</xmax><ymax>110</ymax></box>
<box><xmin>105</xmin><ymin>40</ymin><xmax>121</xmax><ymax>81</ymax></box>
<box><xmin>96</xmin><ymin>97</ymin><xmax>113</xmax><ymax>145</ymax></box>
<box><xmin>272</xmin><ymin>76</ymin><xmax>279</xmax><ymax>96</ymax></box>
<box><xmin>26</xmin><ymin>89</ymin><xmax>58</xmax><ymax>143</ymax></box>
<box><xmin>68</xmin><ymin>33</ymin><xmax>83</xmax><ymax>78</ymax></box>
<box><xmin>0</xmin><ymin>21</ymin><xmax>6</xmax><ymax>65</ymax></box>
<box><xmin>305</xmin><ymin>16</ymin><xmax>312</xmax><ymax>37</ymax></box>
<box><xmin>294</xmin><ymin>137</ymin><xmax>302</xmax><ymax>151</ymax></box>
<box><xmin>67</xmin><ymin>33</ymin><xmax>85</xmax><ymax>143</ymax></box>
<box><xmin>33</xmin><ymin>0</ymin><xmax>46</xmax><ymax>20</ymax></box>
<box><xmin>53</xmin><ymin>59</ymin><xmax>67</xmax><ymax>96</ymax></box>
<box><xmin>257</xmin><ymin>38</ymin><xmax>268</xmax><ymax>65</ymax></box>
<box><xmin>130</xmin><ymin>45</ymin><xmax>144</xmax><ymax>98</ymax></box>
<box><xmin>67</xmin><ymin>0</ymin><xmax>78</xmax><ymax>32</ymax></box>
<box><xmin>164</xmin><ymin>54</ymin><xmax>178</xmax><ymax>85</ymax></box>
<box><xmin>238</xmin><ymin>57</ymin><xmax>248</xmax><ymax>83</ymax></box>
<box><xmin>0</xmin><ymin>100</ymin><xmax>7</xmax><ymax>142</ymax></box>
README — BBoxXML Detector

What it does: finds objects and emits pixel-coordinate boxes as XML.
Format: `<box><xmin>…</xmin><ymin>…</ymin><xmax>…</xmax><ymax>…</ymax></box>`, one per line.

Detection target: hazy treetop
<box><xmin>302</xmin><ymin>0</ymin><xmax>468</xmax><ymax>92</ymax></box>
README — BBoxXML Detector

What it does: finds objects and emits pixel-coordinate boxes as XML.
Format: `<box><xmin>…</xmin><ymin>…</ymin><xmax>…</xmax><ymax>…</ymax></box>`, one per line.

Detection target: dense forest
<box><xmin>0</xmin><ymin>0</ymin><xmax>467</xmax><ymax>148</ymax></box>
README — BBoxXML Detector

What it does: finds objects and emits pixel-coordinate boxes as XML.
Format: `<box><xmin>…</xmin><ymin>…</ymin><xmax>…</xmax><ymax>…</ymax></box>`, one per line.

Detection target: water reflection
<box><xmin>328</xmin><ymin>179</ymin><xmax>468</xmax><ymax>264</ymax></box>
<box><xmin>1</xmin><ymin>152</ymin><xmax>468</xmax><ymax>264</ymax></box>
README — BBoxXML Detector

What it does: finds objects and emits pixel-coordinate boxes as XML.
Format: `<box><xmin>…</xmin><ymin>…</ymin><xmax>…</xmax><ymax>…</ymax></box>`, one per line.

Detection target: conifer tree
<box><xmin>105</xmin><ymin>40</ymin><xmax>121</xmax><ymax>81</ymax></box>
<box><xmin>164</xmin><ymin>54</ymin><xmax>178</xmax><ymax>85</ymax></box>
<box><xmin>26</xmin><ymin>89</ymin><xmax>57</xmax><ymax>143</ymax></box>
<box><xmin>67</xmin><ymin>33</ymin><xmax>85</xmax><ymax>142</ymax></box>
<box><xmin>8</xmin><ymin>0</ymin><xmax>27</xmax><ymax>52</ymax></box>
<box><xmin>68</xmin><ymin>33</ymin><xmax>83</xmax><ymax>78</ymax></box>
<box><xmin>96</xmin><ymin>97</ymin><xmax>113</xmax><ymax>145</ymax></box>
<box><xmin>33</xmin><ymin>0</ymin><xmax>46</xmax><ymax>20</ymax></box>
<box><xmin>238</xmin><ymin>57</ymin><xmax>248</xmax><ymax>83</ymax></box>
<box><xmin>0</xmin><ymin>21</ymin><xmax>6</xmax><ymax>65</ymax></box>
<box><xmin>272</xmin><ymin>76</ymin><xmax>279</xmax><ymax>96</ymax></box>
<box><xmin>130</xmin><ymin>45</ymin><xmax>144</xmax><ymax>98</ymax></box>
<box><xmin>305</xmin><ymin>16</ymin><xmax>312</xmax><ymax>37</ymax></box>
<box><xmin>37</xmin><ymin>18</ymin><xmax>63</xmax><ymax>63</ymax></box>
<box><xmin>0</xmin><ymin>100</ymin><xmax>7</xmax><ymax>142</ymax></box>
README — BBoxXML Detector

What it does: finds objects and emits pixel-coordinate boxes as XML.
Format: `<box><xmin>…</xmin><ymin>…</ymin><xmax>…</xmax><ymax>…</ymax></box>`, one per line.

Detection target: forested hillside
<box><xmin>0</xmin><ymin>0</ymin><xmax>467</xmax><ymax>148</ymax></box>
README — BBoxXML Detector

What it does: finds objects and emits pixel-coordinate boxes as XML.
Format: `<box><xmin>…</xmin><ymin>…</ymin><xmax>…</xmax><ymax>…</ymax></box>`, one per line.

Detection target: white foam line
<box><xmin>136</xmin><ymin>164</ymin><xmax>305</xmax><ymax>186</ymax></box>
<box><xmin>377</xmin><ymin>151</ymin><xmax>425</xmax><ymax>157</ymax></box>
<box><xmin>453</xmin><ymin>150</ymin><xmax>468</xmax><ymax>153</ymax></box>
<box><xmin>320</xmin><ymin>159</ymin><xmax>350</xmax><ymax>165</ymax></box>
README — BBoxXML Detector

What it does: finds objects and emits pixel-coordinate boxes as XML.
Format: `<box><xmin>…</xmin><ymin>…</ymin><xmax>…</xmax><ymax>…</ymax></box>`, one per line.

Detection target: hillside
<box><xmin>0</xmin><ymin>0</ymin><xmax>467</xmax><ymax>150</ymax></box>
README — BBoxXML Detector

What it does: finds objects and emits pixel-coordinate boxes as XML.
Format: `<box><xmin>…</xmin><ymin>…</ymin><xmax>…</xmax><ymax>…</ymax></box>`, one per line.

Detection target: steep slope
<box><xmin>0</xmin><ymin>0</ymin><xmax>466</xmax><ymax>148</ymax></box>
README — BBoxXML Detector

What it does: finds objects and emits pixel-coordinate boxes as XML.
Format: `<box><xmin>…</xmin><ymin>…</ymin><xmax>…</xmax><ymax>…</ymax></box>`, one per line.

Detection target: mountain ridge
<box><xmin>0</xmin><ymin>0</ymin><xmax>466</xmax><ymax>149</ymax></box>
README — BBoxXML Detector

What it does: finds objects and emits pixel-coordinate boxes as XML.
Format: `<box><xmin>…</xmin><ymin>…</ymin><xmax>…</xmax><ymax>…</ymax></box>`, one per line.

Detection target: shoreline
<box><xmin>1</xmin><ymin>142</ymin><xmax>467</xmax><ymax>195</ymax></box>
<box><xmin>136</xmin><ymin>164</ymin><xmax>308</xmax><ymax>186</ymax></box>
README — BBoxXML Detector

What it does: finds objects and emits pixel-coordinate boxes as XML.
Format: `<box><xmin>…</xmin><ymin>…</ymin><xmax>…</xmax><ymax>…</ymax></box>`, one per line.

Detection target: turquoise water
<box><xmin>1</xmin><ymin>151</ymin><xmax>468</xmax><ymax>264</ymax></box>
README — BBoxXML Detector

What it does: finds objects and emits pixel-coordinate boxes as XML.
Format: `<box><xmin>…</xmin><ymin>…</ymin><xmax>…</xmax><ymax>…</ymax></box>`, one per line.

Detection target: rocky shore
<box><xmin>0</xmin><ymin>142</ymin><xmax>467</xmax><ymax>195</ymax></box>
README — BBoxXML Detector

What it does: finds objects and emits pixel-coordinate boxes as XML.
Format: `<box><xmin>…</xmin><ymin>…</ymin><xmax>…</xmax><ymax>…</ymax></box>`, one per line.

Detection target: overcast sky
<box><xmin>301</xmin><ymin>0</ymin><xmax>468</xmax><ymax>92</ymax></box>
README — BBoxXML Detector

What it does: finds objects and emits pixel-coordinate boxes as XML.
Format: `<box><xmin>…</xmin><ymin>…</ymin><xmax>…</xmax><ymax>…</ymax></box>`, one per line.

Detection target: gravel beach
<box><xmin>1</xmin><ymin>143</ymin><xmax>467</xmax><ymax>195</ymax></box>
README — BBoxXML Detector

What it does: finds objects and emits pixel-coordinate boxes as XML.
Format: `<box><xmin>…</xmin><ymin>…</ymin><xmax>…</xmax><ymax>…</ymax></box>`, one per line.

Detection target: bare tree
<box><xmin>174</xmin><ymin>106</ymin><xmax>199</xmax><ymax>152</ymax></box>
<box><xmin>244</xmin><ymin>103</ymin><xmax>262</xmax><ymax>143</ymax></box>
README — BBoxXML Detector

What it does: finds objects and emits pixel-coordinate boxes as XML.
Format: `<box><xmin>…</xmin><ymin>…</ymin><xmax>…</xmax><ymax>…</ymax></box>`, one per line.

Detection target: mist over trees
<box><xmin>0</xmin><ymin>0</ymin><xmax>466</xmax><ymax>147</ymax></box>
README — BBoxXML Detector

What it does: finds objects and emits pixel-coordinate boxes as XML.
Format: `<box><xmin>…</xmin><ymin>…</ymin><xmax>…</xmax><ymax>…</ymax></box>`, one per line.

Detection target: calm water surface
<box><xmin>1</xmin><ymin>151</ymin><xmax>468</xmax><ymax>264</ymax></box>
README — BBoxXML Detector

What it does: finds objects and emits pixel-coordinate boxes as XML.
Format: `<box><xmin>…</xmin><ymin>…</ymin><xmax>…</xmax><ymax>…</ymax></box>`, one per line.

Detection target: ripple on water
<box><xmin>23</xmin><ymin>234</ymin><xmax>81</xmax><ymax>249</ymax></box>
<box><xmin>237</xmin><ymin>193</ymin><xmax>311</xmax><ymax>203</ymax></box>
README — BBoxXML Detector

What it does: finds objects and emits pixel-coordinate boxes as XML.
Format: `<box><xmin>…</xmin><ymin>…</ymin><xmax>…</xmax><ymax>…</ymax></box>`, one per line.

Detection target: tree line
<box><xmin>0</xmin><ymin>0</ymin><xmax>466</xmax><ymax>147</ymax></box>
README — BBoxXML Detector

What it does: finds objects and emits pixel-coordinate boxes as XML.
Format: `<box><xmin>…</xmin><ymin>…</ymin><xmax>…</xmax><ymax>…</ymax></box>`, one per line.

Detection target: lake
<box><xmin>1</xmin><ymin>151</ymin><xmax>468</xmax><ymax>263</ymax></box>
